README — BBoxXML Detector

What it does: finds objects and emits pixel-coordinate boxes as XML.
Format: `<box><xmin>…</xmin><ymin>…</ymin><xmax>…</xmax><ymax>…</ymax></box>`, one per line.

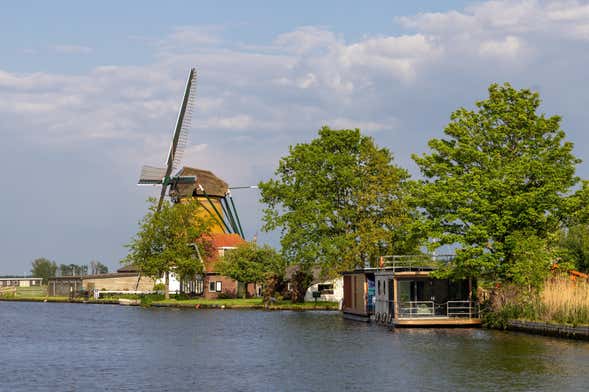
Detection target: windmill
<box><xmin>138</xmin><ymin>67</ymin><xmax>198</xmax><ymax>211</ymax></box>
<box><xmin>137</xmin><ymin>67</ymin><xmax>246</xmax><ymax>238</ymax></box>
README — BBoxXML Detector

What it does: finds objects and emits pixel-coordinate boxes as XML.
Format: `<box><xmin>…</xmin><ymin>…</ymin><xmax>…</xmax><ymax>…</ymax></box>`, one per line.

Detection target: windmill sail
<box><xmin>166</xmin><ymin>67</ymin><xmax>197</xmax><ymax>175</ymax></box>
<box><xmin>134</xmin><ymin>68</ymin><xmax>197</xmax><ymax>210</ymax></box>
<box><xmin>138</xmin><ymin>165</ymin><xmax>167</xmax><ymax>185</ymax></box>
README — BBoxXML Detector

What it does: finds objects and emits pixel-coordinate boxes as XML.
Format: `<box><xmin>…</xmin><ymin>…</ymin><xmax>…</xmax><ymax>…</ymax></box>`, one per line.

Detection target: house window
<box><xmin>318</xmin><ymin>283</ymin><xmax>334</xmax><ymax>295</ymax></box>
<box><xmin>209</xmin><ymin>281</ymin><xmax>223</xmax><ymax>292</ymax></box>
<box><xmin>377</xmin><ymin>280</ymin><xmax>381</xmax><ymax>295</ymax></box>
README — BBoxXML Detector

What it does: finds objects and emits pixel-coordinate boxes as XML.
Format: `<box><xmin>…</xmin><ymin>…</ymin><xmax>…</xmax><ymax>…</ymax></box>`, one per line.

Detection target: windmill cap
<box><xmin>170</xmin><ymin>166</ymin><xmax>228</xmax><ymax>198</ymax></box>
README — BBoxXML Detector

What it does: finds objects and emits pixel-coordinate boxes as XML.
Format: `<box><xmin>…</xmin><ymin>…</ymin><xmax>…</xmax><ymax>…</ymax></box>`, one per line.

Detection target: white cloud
<box><xmin>479</xmin><ymin>35</ymin><xmax>526</xmax><ymax>59</ymax></box>
<box><xmin>2</xmin><ymin>0</ymin><xmax>589</xmax><ymax>161</ymax></box>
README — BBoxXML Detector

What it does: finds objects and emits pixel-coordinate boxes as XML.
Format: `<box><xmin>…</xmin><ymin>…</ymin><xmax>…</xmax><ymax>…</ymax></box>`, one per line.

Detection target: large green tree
<box><xmin>30</xmin><ymin>258</ymin><xmax>57</xmax><ymax>283</ymax></box>
<box><xmin>413</xmin><ymin>83</ymin><xmax>581</xmax><ymax>283</ymax></box>
<box><xmin>260</xmin><ymin>126</ymin><xmax>418</xmax><ymax>273</ymax></box>
<box><xmin>216</xmin><ymin>242</ymin><xmax>285</xmax><ymax>298</ymax></box>
<box><xmin>123</xmin><ymin>198</ymin><xmax>212</xmax><ymax>299</ymax></box>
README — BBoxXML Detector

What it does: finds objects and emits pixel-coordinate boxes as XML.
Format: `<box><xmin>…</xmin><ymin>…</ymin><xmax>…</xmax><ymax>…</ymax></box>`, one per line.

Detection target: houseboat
<box><xmin>342</xmin><ymin>269</ymin><xmax>375</xmax><ymax>322</ymax></box>
<box><xmin>343</xmin><ymin>255</ymin><xmax>481</xmax><ymax>327</ymax></box>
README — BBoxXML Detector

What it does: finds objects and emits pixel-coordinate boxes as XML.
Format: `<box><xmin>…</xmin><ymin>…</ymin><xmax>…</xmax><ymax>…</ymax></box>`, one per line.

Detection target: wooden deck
<box><xmin>393</xmin><ymin>317</ymin><xmax>482</xmax><ymax>327</ymax></box>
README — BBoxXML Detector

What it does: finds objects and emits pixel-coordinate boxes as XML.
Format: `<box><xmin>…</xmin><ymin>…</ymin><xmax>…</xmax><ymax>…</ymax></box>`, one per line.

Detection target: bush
<box><xmin>140</xmin><ymin>293</ymin><xmax>164</xmax><ymax>307</ymax></box>
<box><xmin>217</xmin><ymin>290</ymin><xmax>238</xmax><ymax>299</ymax></box>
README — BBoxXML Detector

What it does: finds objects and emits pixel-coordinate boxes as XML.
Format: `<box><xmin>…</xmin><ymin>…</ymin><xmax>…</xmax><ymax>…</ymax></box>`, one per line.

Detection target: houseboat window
<box><xmin>398</xmin><ymin>280</ymin><xmax>411</xmax><ymax>302</ymax></box>
<box><xmin>216</xmin><ymin>281</ymin><xmax>222</xmax><ymax>292</ymax></box>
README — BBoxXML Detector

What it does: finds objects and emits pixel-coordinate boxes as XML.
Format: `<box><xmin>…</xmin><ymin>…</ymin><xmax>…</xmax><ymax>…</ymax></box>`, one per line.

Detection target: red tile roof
<box><xmin>208</xmin><ymin>233</ymin><xmax>245</xmax><ymax>248</ymax></box>
<box><xmin>197</xmin><ymin>233</ymin><xmax>246</xmax><ymax>273</ymax></box>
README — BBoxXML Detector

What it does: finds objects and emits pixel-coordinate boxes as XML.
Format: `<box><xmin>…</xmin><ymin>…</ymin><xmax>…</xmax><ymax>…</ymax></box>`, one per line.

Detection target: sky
<box><xmin>1</xmin><ymin>0</ymin><xmax>589</xmax><ymax>274</ymax></box>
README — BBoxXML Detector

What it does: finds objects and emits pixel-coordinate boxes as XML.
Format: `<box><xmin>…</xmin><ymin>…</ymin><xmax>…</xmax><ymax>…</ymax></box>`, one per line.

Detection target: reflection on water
<box><xmin>0</xmin><ymin>302</ymin><xmax>587</xmax><ymax>391</ymax></box>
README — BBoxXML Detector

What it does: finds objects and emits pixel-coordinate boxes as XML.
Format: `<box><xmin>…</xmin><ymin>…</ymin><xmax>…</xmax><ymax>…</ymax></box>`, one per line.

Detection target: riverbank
<box><xmin>151</xmin><ymin>298</ymin><xmax>338</xmax><ymax>310</ymax></box>
<box><xmin>507</xmin><ymin>319</ymin><xmax>589</xmax><ymax>341</ymax></box>
<box><xmin>0</xmin><ymin>296</ymin><xmax>339</xmax><ymax>310</ymax></box>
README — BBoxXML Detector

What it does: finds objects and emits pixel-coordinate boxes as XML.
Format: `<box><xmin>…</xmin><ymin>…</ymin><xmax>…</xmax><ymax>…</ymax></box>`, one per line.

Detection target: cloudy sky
<box><xmin>1</xmin><ymin>0</ymin><xmax>589</xmax><ymax>274</ymax></box>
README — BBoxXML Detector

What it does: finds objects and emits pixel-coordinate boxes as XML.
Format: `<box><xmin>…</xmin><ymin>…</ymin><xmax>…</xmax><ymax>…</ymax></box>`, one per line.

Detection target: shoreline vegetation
<box><xmin>0</xmin><ymin>295</ymin><xmax>339</xmax><ymax>311</ymax></box>
<box><xmin>485</xmin><ymin>276</ymin><xmax>589</xmax><ymax>328</ymax></box>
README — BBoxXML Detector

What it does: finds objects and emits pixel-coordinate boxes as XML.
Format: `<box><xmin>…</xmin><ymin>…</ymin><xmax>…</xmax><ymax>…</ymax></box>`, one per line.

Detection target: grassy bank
<box><xmin>152</xmin><ymin>297</ymin><xmax>339</xmax><ymax>310</ymax></box>
<box><xmin>0</xmin><ymin>294</ymin><xmax>339</xmax><ymax>310</ymax></box>
<box><xmin>485</xmin><ymin>276</ymin><xmax>589</xmax><ymax>327</ymax></box>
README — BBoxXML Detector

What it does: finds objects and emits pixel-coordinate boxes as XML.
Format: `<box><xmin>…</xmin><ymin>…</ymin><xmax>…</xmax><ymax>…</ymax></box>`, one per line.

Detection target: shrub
<box><xmin>217</xmin><ymin>290</ymin><xmax>238</xmax><ymax>299</ymax></box>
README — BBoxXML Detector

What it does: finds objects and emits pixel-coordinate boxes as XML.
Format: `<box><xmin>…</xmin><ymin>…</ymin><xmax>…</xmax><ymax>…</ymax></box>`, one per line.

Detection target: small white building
<box><xmin>304</xmin><ymin>277</ymin><xmax>344</xmax><ymax>303</ymax></box>
<box><xmin>0</xmin><ymin>278</ymin><xmax>43</xmax><ymax>287</ymax></box>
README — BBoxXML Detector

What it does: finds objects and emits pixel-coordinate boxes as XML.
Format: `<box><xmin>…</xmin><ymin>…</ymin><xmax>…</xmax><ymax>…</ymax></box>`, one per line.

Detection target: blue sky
<box><xmin>1</xmin><ymin>0</ymin><xmax>589</xmax><ymax>274</ymax></box>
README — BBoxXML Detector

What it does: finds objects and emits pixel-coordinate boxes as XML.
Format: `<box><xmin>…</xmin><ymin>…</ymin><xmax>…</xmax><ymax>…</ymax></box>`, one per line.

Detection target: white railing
<box><xmin>374</xmin><ymin>299</ymin><xmax>479</xmax><ymax>320</ymax></box>
<box><xmin>447</xmin><ymin>300</ymin><xmax>478</xmax><ymax>318</ymax></box>
<box><xmin>378</xmin><ymin>254</ymin><xmax>455</xmax><ymax>271</ymax></box>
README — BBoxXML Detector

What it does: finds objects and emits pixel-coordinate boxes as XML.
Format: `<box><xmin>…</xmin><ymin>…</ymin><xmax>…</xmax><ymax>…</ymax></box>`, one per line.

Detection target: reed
<box><xmin>537</xmin><ymin>276</ymin><xmax>589</xmax><ymax>325</ymax></box>
<box><xmin>485</xmin><ymin>275</ymin><xmax>589</xmax><ymax>327</ymax></box>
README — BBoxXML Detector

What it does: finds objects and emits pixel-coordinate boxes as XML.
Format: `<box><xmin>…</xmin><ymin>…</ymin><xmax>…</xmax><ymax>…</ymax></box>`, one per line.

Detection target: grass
<box><xmin>153</xmin><ymin>297</ymin><xmax>339</xmax><ymax>310</ymax></box>
<box><xmin>0</xmin><ymin>293</ymin><xmax>339</xmax><ymax>310</ymax></box>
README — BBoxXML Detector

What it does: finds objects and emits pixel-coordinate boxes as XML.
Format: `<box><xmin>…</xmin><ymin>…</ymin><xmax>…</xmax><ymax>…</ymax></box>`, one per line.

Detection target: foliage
<box><xmin>122</xmin><ymin>197</ymin><xmax>212</xmax><ymax>298</ymax></box>
<box><xmin>58</xmin><ymin>264</ymin><xmax>88</xmax><ymax>276</ymax></box>
<box><xmin>89</xmin><ymin>260</ymin><xmax>108</xmax><ymax>275</ymax></box>
<box><xmin>555</xmin><ymin>224</ymin><xmax>589</xmax><ymax>272</ymax></box>
<box><xmin>30</xmin><ymin>258</ymin><xmax>57</xmax><ymax>283</ymax></box>
<box><xmin>413</xmin><ymin>83</ymin><xmax>581</xmax><ymax>283</ymax></box>
<box><xmin>504</xmin><ymin>231</ymin><xmax>553</xmax><ymax>290</ymax></box>
<box><xmin>260</xmin><ymin>126</ymin><xmax>419</xmax><ymax>274</ymax></box>
<box><xmin>216</xmin><ymin>242</ymin><xmax>285</xmax><ymax>298</ymax></box>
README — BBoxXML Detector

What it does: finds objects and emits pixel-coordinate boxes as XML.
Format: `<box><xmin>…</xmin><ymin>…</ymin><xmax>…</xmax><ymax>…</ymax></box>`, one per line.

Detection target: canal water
<box><xmin>1</xmin><ymin>302</ymin><xmax>587</xmax><ymax>391</ymax></box>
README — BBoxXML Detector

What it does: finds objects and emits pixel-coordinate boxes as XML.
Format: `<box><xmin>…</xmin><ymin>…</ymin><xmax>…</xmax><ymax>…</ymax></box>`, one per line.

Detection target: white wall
<box><xmin>155</xmin><ymin>272</ymin><xmax>181</xmax><ymax>294</ymax></box>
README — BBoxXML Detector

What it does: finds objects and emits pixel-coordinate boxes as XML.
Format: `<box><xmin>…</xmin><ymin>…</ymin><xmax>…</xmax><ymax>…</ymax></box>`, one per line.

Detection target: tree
<box><xmin>122</xmin><ymin>197</ymin><xmax>212</xmax><ymax>299</ymax></box>
<box><xmin>30</xmin><ymin>258</ymin><xmax>57</xmax><ymax>283</ymax></box>
<box><xmin>260</xmin><ymin>126</ymin><xmax>418</xmax><ymax>274</ymax></box>
<box><xmin>556</xmin><ymin>224</ymin><xmax>589</xmax><ymax>272</ymax></box>
<box><xmin>413</xmin><ymin>83</ymin><xmax>581</xmax><ymax>284</ymax></box>
<box><xmin>216</xmin><ymin>242</ymin><xmax>285</xmax><ymax>299</ymax></box>
<box><xmin>89</xmin><ymin>260</ymin><xmax>109</xmax><ymax>275</ymax></box>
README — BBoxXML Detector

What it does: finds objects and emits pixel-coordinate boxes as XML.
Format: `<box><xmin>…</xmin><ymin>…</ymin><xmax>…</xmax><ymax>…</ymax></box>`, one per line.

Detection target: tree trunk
<box><xmin>243</xmin><ymin>282</ymin><xmax>247</xmax><ymax>299</ymax></box>
<box><xmin>164</xmin><ymin>271</ymin><xmax>170</xmax><ymax>300</ymax></box>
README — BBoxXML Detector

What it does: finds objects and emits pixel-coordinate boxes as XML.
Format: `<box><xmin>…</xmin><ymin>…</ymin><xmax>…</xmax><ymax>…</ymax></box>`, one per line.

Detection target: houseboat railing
<box><xmin>447</xmin><ymin>301</ymin><xmax>479</xmax><ymax>318</ymax></box>
<box><xmin>379</xmin><ymin>254</ymin><xmax>455</xmax><ymax>271</ymax></box>
<box><xmin>375</xmin><ymin>299</ymin><xmax>479</xmax><ymax>319</ymax></box>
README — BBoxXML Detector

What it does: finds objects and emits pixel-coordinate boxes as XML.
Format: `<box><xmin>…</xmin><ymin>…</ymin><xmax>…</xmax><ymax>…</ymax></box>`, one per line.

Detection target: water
<box><xmin>1</xmin><ymin>302</ymin><xmax>588</xmax><ymax>391</ymax></box>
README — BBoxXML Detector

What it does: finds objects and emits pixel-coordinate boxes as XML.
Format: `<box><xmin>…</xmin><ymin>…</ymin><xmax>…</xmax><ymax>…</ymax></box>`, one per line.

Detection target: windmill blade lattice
<box><xmin>170</xmin><ymin>70</ymin><xmax>197</xmax><ymax>173</ymax></box>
